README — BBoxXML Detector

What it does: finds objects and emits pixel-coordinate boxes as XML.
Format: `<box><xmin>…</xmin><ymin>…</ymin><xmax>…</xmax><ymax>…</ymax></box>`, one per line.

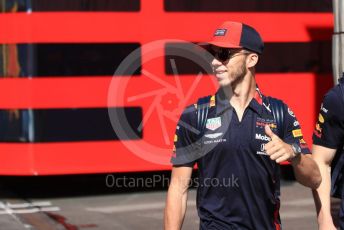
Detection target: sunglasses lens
<box><xmin>208</xmin><ymin>48</ymin><xmax>217</xmax><ymax>57</ymax></box>
<box><xmin>218</xmin><ymin>49</ymin><xmax>230</xmax><ymax>62</ymax></box>
<box><xmin>209</xmin><ymin>48</ymin><xmax>230</xmax><ymax>62</ymax></box>
<box><xmin>208</xmin><ymin>47</ymin><xmax>247</xmax><ymax>62</ymax></box>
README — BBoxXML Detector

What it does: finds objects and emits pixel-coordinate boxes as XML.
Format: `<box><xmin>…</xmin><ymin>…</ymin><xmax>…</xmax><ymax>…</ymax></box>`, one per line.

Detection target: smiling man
<box><xmin>164</xmin><ymin>21</ymin><xmax>321</xmax><ymax>230</ymax></box>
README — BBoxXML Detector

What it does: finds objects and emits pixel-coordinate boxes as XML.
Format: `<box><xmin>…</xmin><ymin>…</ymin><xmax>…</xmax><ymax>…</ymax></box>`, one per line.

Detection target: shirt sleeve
<box><xmin>282</xmin><ymin>104</ymin><xmax>311</xmax><ymax>154</ymax></box>
<box><xmin>313</xmin><ymin>90</ymin><xmax>344</xmax><ymax>149</ymax></box>
<box><xmin>171</xmin><ymin>105</ymin><xmax>199</xmax><ymax>167</ymax></box>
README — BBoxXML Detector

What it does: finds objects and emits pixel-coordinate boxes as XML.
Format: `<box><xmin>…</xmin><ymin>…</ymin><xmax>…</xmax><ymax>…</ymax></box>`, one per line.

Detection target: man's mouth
<box><xmin>215</xmin><ymin>70</ymin><xmax>226</xmax><ymax>74</ymax></box>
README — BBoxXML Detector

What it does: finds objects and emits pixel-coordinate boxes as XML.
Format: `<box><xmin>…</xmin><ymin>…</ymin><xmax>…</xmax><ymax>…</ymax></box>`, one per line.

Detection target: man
<box><xmin>164</xmin><ymin>21</ymin><xmax>321</xmax><ymax>230</ymax></box>
<box><xmin>312</xmin><ymin>74</ymin><xmax>344</xmax><ymax>230</ymax></box>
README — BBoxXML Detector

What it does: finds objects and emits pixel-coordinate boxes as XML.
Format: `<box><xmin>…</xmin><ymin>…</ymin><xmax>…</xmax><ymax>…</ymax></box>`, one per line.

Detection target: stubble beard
<box><xmin>229</xmin><ymin>61</ymin><xmax>247</xmax><ymax>88</ymax></box>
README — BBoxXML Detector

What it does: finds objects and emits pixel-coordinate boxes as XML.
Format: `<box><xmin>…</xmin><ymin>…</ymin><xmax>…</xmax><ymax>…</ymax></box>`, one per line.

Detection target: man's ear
<box><xmin>246</xmin><ymin>53</ymin><xmax>259</xmax><ymax>68</ymax></box>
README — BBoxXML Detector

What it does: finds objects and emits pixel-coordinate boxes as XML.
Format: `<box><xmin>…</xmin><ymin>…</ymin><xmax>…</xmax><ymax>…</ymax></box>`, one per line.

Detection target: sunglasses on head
<box><xmin>209</xmin><ymin>47</ymin><xmax>249</xmax><ymax>62</ymax></box>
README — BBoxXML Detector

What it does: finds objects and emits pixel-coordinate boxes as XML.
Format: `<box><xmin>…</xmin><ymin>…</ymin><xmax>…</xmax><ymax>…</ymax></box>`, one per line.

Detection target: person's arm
<box><xmin>164</xmin><ymin>166</ymin><xmax>193</xmax><ymax>230</ymax></box>
<box><xmin>290</xmin><ymin>154</ymin><xmax>321</xmax><ymax>189</ymax></box>
<box><xmin>264</xmin><ymin>125</ymin><xmax>321</xmax><ymax>189</ymax></box>
<box><xmin>311</xmin><ymin>144</ymin><xmax>337</xmax><ymax>230</ymax></box>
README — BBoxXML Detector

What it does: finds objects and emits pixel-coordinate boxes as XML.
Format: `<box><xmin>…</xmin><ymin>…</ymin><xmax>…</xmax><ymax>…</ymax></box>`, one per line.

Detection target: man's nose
<box><xmin>211</xmin><ymin>57</ymin><xmax>222</xmax><ymax>68</ymax></box>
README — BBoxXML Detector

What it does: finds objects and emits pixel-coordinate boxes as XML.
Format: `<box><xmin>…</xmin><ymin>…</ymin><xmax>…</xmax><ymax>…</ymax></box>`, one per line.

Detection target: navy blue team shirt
<box><xmin>171</xmin><ymin>87</ymin><xmax>310</xmax><ymax>230</ymax></box>
<box><xmin>313</xmin><ymin>77</ymin><xmax>344</xmax><ymax>229</ymax></box>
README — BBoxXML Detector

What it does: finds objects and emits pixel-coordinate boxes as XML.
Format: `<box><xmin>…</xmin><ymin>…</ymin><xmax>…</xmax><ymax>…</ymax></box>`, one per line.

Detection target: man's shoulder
<box><xmin>325</xmin><ymin>84</ymin><xmax>343</xmax><ymax>102</ymax></box>
<box><xmin>179</xmin><ymin>95</ymin><xmax>216</xmax><ymax>121</ymax></box>
<box><xmin>182</xmin><ymin>95</ymin><xmax>215</xmax><ymax>112</ymax></box>
<box><xmin>264</xmin><ymin>96</ymin><xmax>286</xmax><ymax>105</ymax></box>
<box><xmin>321</xmin><ymin>84</ymin><xmax>344</xmax><ymax>115</ymax></box>
<box><xmin>178</xmin><ymin>102</ymin><xmax>199</xmax><ymax>123</ymax></box>
<box><xmin>262</xmin><ymin>95</ymin><xmax>288</xmax><ymax>113</ymax></box>
<box><xmin>182</xmin><ymin>102</ymin><xmax>197</xmax><ymax>114</ymax></box>
<box><xmin>262</xmin><ymin>95</ymin><xmax>300</xmax><ymax>128</ymax></box>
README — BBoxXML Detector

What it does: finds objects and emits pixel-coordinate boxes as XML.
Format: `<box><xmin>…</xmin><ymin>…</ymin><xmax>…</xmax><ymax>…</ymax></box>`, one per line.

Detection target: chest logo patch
<box><xmin>292</xmin><ymin>129</ymin><xmax>303</xmax><ymax>138</ymax></box>
<box><xmin>205</xmin><ymin>133</ymin><xmax>223</xmax><ymax>139</ymax></box>
<box><xmin>288</xmin><ymin>108</ymin><xmax>295</xmax><ymax>117</ymax></box>
<box><xmin>206</xmin><ymin>117</ymin><xmax>221</xmax><ymax>131</ymax></box>
<box><xmin>318</xmin><ymin>114</ymin><xmax>325</xmax><ymax>123</ymax></box>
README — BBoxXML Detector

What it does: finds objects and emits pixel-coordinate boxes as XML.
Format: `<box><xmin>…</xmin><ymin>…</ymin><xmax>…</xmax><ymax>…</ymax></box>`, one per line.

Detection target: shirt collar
<box><xmin>250</xmin><ymin>86</ymin><xmax>264</xmax><ymax>116</ymax></box>
<box><xmin>215</xmin><ymin>86</ymin><xmax>264</xmax><ymax>116</ymax></box>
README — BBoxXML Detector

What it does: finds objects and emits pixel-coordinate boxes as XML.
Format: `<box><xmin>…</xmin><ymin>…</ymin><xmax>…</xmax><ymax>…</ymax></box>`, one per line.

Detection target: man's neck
<box><xmin>222</xmin><ymin>74</ymin><xmax>256</xmax><ymax>110</ymax></box>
